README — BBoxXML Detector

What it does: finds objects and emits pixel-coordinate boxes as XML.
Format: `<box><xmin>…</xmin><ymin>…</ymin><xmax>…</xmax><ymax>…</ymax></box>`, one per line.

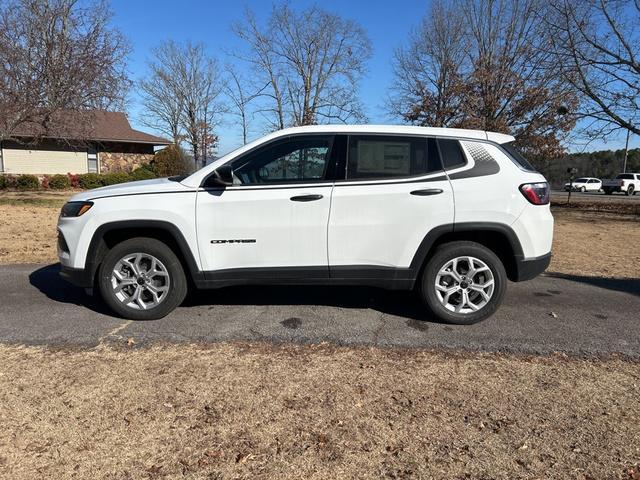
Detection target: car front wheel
<box><xmin>420</xmin><ymin>241</ymin><xmax>507</xmax><ymax>325</ymax></box>
<box><xmin>98</xmin><ymin>237</ymin><xmax>187</xmax><ymax>320</ymax></box>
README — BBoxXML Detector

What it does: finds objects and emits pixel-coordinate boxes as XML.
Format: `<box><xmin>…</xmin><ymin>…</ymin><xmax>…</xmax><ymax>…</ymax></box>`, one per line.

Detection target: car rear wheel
<box><xmin>419</xmin><ymin>241</ymin><xmax>507</xmax><ymax>325</ymax></box>
<box><xmin>98</xmin><ymin>237</ymin><xmax>187</xmax><ymax>320</ymax></box>
<box><xmin>580</xmin><ymin>186</ymin><xmax>586</xmax><ymax>192</ymax></box>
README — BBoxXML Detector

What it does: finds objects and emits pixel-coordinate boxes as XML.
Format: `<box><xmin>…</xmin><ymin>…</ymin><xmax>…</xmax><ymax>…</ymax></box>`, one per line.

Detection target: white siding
<box><xmin>2</xmin><ymin>147</ymin><xmax>88</xmax><ymax>174</ymax></box>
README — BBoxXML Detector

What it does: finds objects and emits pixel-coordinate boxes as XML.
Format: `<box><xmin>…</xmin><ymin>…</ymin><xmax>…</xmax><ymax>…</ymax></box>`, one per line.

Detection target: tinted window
<box><xmin>617</xmin><ymin>174</ymin><xmax>634</xmax><ymax>179</ymax></box>
<box><xmin>575</xmin><ymin>178</ymin><xmax>588</xmax><ymax>183</ymax></box>
<box><xmin>501</xmin><ymin>141</ymin><xmax>537</xmax><ymax>172</ymax></box>
<box><xmin>347</xmin><ymin>136</ymin><xmax>440</xmax><ymax>180</ymax></box>
<box><xmin>233</xmin><ymin>136</ymin><xmax>332</xmax><ymax>184</ymax></box>
<box><xmin>438</xmin><ymin>138</ymin><xmax>467</xmax><ymax>169</ymax></box>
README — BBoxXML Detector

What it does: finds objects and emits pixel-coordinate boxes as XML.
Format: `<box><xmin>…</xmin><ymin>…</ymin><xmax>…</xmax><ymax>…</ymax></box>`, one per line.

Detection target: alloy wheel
<box><xmin>110</xmin><ymin>253</ymin><xmax>170</xmax><ymax>310</ymax></box>
<box><xmin>434</xmin><ymin>256</ymin><xmax>495</xmax><ymax>314</ymax></box>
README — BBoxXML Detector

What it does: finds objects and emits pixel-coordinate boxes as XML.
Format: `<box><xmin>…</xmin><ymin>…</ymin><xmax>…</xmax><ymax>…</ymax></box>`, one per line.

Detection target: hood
<box><xmin>68</xmin><ymin>177</ymin><xmax>193</xmax><ymax>202</ymax></box>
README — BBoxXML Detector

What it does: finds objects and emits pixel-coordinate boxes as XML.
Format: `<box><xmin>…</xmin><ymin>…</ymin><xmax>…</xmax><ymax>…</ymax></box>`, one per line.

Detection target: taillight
<box><xmin>519</xmin><ymin>182</ymin><xmax>550</xmax><ymax>205</ymax></box>
<box><xmin>621</xmin><ymin>180</ymin><xmax>625</xmax><ymax>186</ymax></box>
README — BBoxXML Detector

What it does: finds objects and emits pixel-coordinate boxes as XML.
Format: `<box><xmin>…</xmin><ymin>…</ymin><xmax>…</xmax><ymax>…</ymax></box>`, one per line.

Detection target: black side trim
<box><xmin>452</xmin><ymin>222</ymin><xmax>524</xmax><ymax>257</ymax></box>
<box><xmin>514</xmin><ymin>252</ymin><xmax>551</xmax><ymax>282</ymax></box>
<box><xmin>201</xmin><ymin>266</ymin><xmax>329</xmax><ymax>288</ymax></box>
<box><xmin>59</xmin><ymin>264</ymin><xmax>94</xmax><ymax>288</ymax></box>
<box><xmin>329</xmin><ymin>265</ymin><xmax>414</xmax><ymax>290</ymax></box>
<box><xmin>83</xmin><ymin>220</ymin><xmax>202</xmax><ymax>287</ymax></box>
<box><xmin>198</xmin><ymin>265</ymin><xmax>414</xmax><ymax>290</ymax></box>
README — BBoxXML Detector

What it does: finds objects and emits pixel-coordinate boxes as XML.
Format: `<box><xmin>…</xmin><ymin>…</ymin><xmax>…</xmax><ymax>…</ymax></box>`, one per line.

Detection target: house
<box><xmin>0</xmin><ymin>110</ymin><xmax>171</xmax><ymax>175</ymax></box>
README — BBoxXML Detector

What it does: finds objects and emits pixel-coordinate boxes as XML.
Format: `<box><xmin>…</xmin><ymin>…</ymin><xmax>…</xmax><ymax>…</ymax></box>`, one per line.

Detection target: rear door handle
<box><xmin>410</xmin><ymin>188</ymin><xmax>443</xmax><ymax>196</ymax></box>
<box><xmin>290</xmin><ymin>194</ymin><xmax>324</xmax><ymax>202</ymax></box>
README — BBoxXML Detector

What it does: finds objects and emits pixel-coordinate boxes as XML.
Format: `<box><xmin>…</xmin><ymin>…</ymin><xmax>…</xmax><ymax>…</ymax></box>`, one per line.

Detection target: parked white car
<box><xmin>602</xmin><ymin>173</ymin><xmax>640</xmax><ymax>195</ymax></box>
<box><xmin>563</xmin><ymin>177</ymin><xmax>602</xmax><ymax>192</ymax></box>
<box><xmin>57</xmin><ymin>125</ymin><xmax>553</xmax><ymax>325</ymax></box>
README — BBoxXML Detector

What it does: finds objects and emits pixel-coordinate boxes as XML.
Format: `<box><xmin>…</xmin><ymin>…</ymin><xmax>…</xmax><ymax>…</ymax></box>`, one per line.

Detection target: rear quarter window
<box><xmin>501</xmin><ymin>142</ymin><xmax>537</xmax><ymax>172</ymax></box>
<box><xmin>437</xmin><ymin>138</ymin><xmax>466</xmax><ymax>169</ymax></box>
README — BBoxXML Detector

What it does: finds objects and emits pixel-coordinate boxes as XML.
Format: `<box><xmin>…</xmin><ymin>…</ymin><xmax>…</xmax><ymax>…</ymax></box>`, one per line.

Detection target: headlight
<box><xmin>60</xmin><ymin>201</ymin><xmax>93</xmax><ymax>218</ymax></box>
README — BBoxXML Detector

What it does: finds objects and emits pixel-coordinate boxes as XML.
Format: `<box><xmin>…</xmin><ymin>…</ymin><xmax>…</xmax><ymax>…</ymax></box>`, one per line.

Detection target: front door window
<box><xmin>232</xmin><ymin>136</ymin><xmax>333</xmax><ymax>184</ymax></box>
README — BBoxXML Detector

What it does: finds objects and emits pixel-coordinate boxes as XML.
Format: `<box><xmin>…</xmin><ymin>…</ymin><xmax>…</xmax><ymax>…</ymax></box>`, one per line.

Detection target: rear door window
<box><xmin>346</xmin><ymin>136</ymin><xmax>440</xmax><ymax>180</ymax></box>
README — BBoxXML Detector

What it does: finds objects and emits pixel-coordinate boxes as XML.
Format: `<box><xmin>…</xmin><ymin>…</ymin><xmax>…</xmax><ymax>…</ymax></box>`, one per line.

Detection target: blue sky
<box><xmin>111</xmin><ymin>0</ymin><xmax>637</xmax><ymax>155</ymax></box>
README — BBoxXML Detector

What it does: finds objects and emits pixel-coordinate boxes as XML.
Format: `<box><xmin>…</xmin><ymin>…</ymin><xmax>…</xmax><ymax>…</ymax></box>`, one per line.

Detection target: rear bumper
<box><xmin>513</xmin><ymin>252</ymin><xmax>551</xmax><ymax>282</ymax></box>
<box><xmin>59</xmin><ymin>264</ymin><xmax>94</xmax><ymax>288</ymax></box>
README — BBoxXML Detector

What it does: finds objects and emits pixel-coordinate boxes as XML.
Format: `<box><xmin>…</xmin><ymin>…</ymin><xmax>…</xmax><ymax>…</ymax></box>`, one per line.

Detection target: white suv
<box><xmin>57</xmin><ymin>125</ymin><xmax>553</xmax><ymax>324</ymax></box>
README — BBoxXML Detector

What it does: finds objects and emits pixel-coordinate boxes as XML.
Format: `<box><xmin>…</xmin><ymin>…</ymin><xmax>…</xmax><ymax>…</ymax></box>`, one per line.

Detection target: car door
<box><xmin>196</xmin><ymin>134</ymin><xmax>337</xmax><ymax>277</ymax></box>
<box><xmin>327</xmin><ymin>135</ymin><xmax>454</xmax><ymax>279</ymax></box>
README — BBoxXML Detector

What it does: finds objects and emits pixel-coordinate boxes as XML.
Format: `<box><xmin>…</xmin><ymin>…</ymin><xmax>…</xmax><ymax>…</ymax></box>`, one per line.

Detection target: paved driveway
<box><xmin>0</xmin><ymin>264</ymin><xmax>638</xmax><ymax>356</ymax></box>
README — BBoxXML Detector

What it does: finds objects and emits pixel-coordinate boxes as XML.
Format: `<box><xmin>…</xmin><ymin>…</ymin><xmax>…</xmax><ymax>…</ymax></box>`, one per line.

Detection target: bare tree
<box><xmin>234</xmin><ymin>3</ymin><xmax>372</xmax><ymax>129</ymax></box>
<box><xmin>389</xmin><ymin>0</ymin><xmax>469</xmax><ymax>127</ymax></box>
<box><xmin>390</xmin><ymin>0</ymin><xmax>579</xmax><ymax>166</ymax></box>
<box><xmin>139</xmin><ymin>41</ymin><xmax>224</xmax><ymax>168</ymax></box>
<box><xmin>139</xmin><ymin>43</ymin><xmax>185</xmax><ymax>146</ymax></box>
<box><xmin>0</xmin><ymin>0</ymin><xmax>130</xmax><ymax>142</ymax></box>
<box><xmin>223</xmin><ymin>65</ymin><xmax>264</xmax><ymax>145</ymax></box>
<box><xmin>547</xmin><ymin>0</ymin><xmax>640</xmax><ymax>138</ymax></box>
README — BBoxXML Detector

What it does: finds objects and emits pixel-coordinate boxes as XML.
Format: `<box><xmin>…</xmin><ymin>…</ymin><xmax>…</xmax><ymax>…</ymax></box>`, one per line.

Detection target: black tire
<box><xmin>419</xmin><ymin>241</ymin><xmax>507</xmax><ymax>325</ymax></box>
<box><xmin>98</xmin><ymin>237</ymin><xmax>187</xmax><ymax>320</ymax></box>
<box><xmin>580</xmin><ymin>186</ymin><xmax>586</xmax><ymax>193</ymax></box>
<box><xmin>604</xmin><ymin>188</ymin><xmax>612</xmax><ymax>195</ymax></box>
<box><xmin>626</xmin><ymin>185</ymin><xmax>634</xmax><ymax>196</ymax></box>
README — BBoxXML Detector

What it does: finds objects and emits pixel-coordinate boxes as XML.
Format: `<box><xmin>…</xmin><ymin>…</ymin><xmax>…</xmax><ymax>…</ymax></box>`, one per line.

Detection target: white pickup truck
<box><xmin>602</xmin><ymin>173</ymin><xmax>640</xmax><ymax>195</ymax></box>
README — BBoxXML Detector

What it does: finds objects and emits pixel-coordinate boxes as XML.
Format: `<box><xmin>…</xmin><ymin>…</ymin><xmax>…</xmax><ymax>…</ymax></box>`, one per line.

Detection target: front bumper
<box><xmin>59</xmin><ymin>264</ymin><xmax>94</xmax><ymax>288</ymax></box>
<box><xmin>513</xmin><ymin>252</ymin><xmax>551</xmax><ymax>282</ymax></box>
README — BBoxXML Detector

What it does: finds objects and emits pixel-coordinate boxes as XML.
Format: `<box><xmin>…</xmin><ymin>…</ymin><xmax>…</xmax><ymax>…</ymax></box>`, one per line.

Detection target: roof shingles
<box><xmin>12</xmin><ymin>110</ymin><xmax>171</xmax><ymax>145</ymax></box>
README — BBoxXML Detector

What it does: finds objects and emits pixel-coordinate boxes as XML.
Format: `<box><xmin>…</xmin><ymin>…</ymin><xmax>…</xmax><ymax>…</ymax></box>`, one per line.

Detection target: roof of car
<box><xmin>269</xmin><ymin>125</ymin><xmax>515</xmax><ymax>144</ymax></box>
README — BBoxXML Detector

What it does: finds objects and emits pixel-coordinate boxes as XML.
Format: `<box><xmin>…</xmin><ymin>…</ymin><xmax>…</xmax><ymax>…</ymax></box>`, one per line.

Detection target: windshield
<box><xmin>501</xmin><ymin>142</ymin><xmax>537</xmax><ymax>172</ymax></box>
<box><xmin>575</xmin><ymin>178</ymin><xmax>588</xmax><ymax>182</ymax></box>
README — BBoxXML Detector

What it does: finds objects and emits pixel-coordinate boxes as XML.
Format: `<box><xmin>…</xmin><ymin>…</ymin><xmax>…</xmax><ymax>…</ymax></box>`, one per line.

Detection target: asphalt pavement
<box><xmin>0</xmin><ymin>263</ymin><xmax>638</xmax><ymax>356</ymax></box>
<box><xmin>551</xmin><ymin>189</ymin><xmax>640</xmax><ymax>203</ymax></box>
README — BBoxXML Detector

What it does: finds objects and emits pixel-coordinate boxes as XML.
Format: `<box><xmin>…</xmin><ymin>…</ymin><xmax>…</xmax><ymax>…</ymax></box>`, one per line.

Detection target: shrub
<box><xmin>67</xmin><ymin>173</ymin><xmax>80</xmax><ymax>189</ymax></box>
<box><xmin>129</xmin><ymin>166</ymin><xmax>156</xmax><ymax>181</ymax></box>
<box><xmin>103</xmin><ymin>172</ymin><xmax>130</xmax><ymax>186</ymax></box>
<box><xmin>16</xmin><ymin>174</ymin><xmax>40</xmax><ymax>190</ymax></box>
<box><xmin>151</xmin><ymin>145</ymin><xmax>191</xmax><ymax>177</ymax></box>
<box><xmin>49</xmin><ymin>174</ymin><xmax>71</xmax><ymax>190</ymax></box>
<box><xmin>0</xmin><ymin>175</ymin><xmax>8</xmax><ymax>189</ymax></box>
<box><xmin>78</xmin><ymin>173</ymin><xmax>105</xmax><ymax>190</ymax></box>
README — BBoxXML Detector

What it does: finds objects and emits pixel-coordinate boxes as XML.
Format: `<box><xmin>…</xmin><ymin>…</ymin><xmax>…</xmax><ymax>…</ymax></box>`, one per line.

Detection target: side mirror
<box><xmin>204</xmin><ymin>164</ymin><xmax>234</xmax><ymax>187</ymax></box>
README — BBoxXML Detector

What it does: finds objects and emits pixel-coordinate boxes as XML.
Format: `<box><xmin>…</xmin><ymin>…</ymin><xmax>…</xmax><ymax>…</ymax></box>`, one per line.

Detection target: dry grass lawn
<box><xmin>1</xmin><ymin>195</ymin><xmax>639</xmax><ymax>478</ymax></box>
<box><xmin>1</xmin><ymin>343</ymin><xmax>639</xmax><ymax>479</ymax></box>
<box><xmin>550</xmin><ymin>209</ymin><xmax>640</xmax><ymax>278</ymax></box>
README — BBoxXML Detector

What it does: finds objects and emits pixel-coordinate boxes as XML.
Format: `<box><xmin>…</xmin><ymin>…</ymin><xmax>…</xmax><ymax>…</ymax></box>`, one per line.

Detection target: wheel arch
<box><xmin>84</xmin><ymin>220</ymin><xmax>202</xmax><ymax>288</ymax></box>
<box><xmin>410</xmin><ymin>222</ymin><xmax>524</xmax><ymax>283</ymax></box>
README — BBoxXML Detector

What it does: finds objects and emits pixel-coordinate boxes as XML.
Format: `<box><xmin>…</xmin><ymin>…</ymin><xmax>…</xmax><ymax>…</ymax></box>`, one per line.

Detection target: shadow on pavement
<box><xmin>185</xmin><ymin>285</ymin><xmax>435</xmax><ymax>321</ymax></box>
<box><xmin>28</xmin><ymin>263</ymin><xmax>113</xmax><ymax>316</ymax></box>
<box><xmin>28</xmin><ymin>263</ymin><xmax>435</xmax><ymax>321</ymax></box>
<box><xmin>544</xmin><ymin>272</ymin><xmax>640</xmax><ymax>297</ymax></box>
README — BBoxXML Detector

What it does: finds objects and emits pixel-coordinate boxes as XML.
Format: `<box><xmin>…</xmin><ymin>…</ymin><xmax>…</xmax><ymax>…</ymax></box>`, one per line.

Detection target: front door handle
<box><xmin>410</xmin><ymin>188</ymin><xmax>443</xmax><ymax>196</ymax></box>
<box><xmin>290</xmin><ymin>194</ymin><xmax>324</xmax><ymax>202</ymax></box>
